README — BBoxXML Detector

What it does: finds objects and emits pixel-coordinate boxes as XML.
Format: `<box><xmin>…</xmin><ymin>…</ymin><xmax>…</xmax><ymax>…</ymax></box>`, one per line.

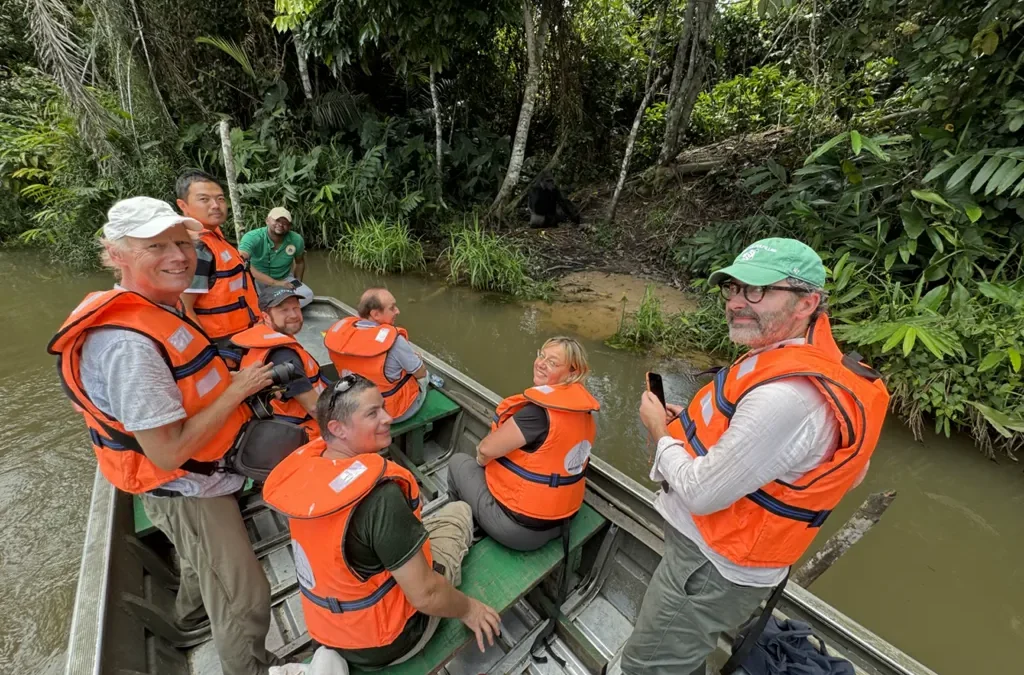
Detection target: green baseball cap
<box><xmin>708</xmin><ymin>238</ymin><xmax>826</xmax><ymax>289</ymax></box>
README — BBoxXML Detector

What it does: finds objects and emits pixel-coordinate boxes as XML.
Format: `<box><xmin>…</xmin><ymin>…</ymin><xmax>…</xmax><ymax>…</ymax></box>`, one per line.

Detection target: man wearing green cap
<box><xmin>620</xmin><ymin>238</ymin><xmax>889</xmax><ymax>675</ymax></box>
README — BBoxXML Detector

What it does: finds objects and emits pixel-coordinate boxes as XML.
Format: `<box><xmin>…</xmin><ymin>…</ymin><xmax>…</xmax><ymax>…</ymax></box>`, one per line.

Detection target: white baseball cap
<box><xmin>103</xmin><ymin>196</ymin><xmax>203</xmax><ymax>241</ymax></box>
<box><xmin>267</xmin><ymin>206</ymin><xmax>292</xmax><ymax>222</ymax></box>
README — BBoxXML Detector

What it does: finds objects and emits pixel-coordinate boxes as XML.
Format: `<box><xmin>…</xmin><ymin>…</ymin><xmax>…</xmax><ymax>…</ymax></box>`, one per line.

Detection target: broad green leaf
<box><xmin>911</xmin><ymin>189</ymin><xmax>951</xmax><ymax>209</ymax></box>
<box><xmin>964</xmin><ymin>202</ymin><xmax>983</xmax><ymax>222</ymax></box>
<box><xmin>884</xmin><ymin>251</ymin><xmax>897</xmax><ymax>271</ymax></box>
<box><xmin>981</xmin><ymin>30</ymin><xmax>999</xmax><ymax>56</ymax></box>
<box><xmin>1008</xmin><ymin>347</ymin><xmax>1022</xmax><ymax>373</ymax></box>
<box><xmin>902</xmin><ymin>327</ymin><xmax>917</xmax><ymax>356</ymax></box>
<box><xmin>850</xmin><ymin>130</ymin><xmax>863</xmax><ymax>155</ymax></box>
<box><xmin>967</xmin><ymin>401</ymin><xmax>1024</xmax><ymax>437</ymax></box>
<box><xmin>1010</xmin><ymin>115</ymin><xmax>1024</xmax><ymax>133</ymax></box>
<box><xmin>946</xmin><ymin>152</ymin><xmax>985</xmax><ymax>190</ymax></box>
<box><xmin>923</xmin><ymin>154</ymin><xmax>965</xmax><ymax>183</ymax></box>
<box><xmin>882</xmin><ymin>325</ymin><xmax>908</xmax><ymax>353</ymax></box>
<box><xmin>918</xmin><ymin>284</ymin><xmax>948</xmax><ymax>311</ymax></box>
<box><xmin>985</xmin><ymin>158</ymin><xmax>1017</xmax><ymax>195</ymax></box>
<box><xmin>996</xmin><ymin>160</ymin><xmax>1024</xmax><ymax>194</ymax></box>
<box><xmin>978</xmin><ymin>351</ymin><xmax>1006</xmax><ymax>372</ymax></box>
<box><xmin>804</xmin><ymin>132</ymin><xmax>849</xmax><ymax>165</ymax></box>
<box><xmin>970</xmin><ymin>155</ymin><xmax>1003</xmax><ymax>194</ymax></box>
<box><xmin>914</xmin><ymin>330</ymin><xmax>944</xmax><ymax>359</ymax></box>
<box><xmin>899</xmin><ymin>204</ymin><xmax>925</xmax><ymax>238</ymax></box>
<box><xmin>859</xmin><ymin>135</ymin><xmax>890</xmax><ymax>161</ymax></box>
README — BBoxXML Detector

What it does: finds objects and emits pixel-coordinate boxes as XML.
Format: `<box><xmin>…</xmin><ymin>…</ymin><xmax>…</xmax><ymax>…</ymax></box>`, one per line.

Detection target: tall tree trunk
<box><xmin>658</xmin><ymin>0</ymin><xmax>715</xmax><ymax>166</ymax></box>
<box><xmin>295</xmin><ymin>36</ymin><xmax>313</xmax><ymax>100</ymax></box>
<box><xmin>608</xmin><ymin>1</ymin><xmax>669</xmax><ymax>222</ymax></box>
<box><xmin>127</xmin><ymin>0</ymin><xmax>174</xmax><ymax>128</ymax></box>
<box><xmin>429</xmin><ymin>63</ymin><xmax>446</xmax><ymax>203</ymax></box>
<box><xmin>607</xmin><ymin>71</ymin><xmax>667</xmax><ymax>222</ymax></box>
<box><xmin>218</xmin><ymin>119</ymin><xmax>244</xmax><ymax>241</ymax></box>
<box><xmin>490</xmin><ymin>0</ymin><xmax>550</xmax><ymax>212</ymax></box>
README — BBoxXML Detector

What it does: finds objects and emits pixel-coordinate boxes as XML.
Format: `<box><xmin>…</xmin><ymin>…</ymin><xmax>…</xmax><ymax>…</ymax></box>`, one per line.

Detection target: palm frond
<box><xmin>195</xmin><ymin>36</ymin><xmax>257</xmax><ymax>81</ymax></box>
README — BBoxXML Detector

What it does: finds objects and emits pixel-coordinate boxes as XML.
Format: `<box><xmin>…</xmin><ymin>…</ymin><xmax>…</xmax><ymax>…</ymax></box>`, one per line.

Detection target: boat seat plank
<box><xmin>133</xmin><ymin>478</ymin><xmax>256</xmax><ymax>536</ymax></box>
<box><xmin>353</xmin><ymin>503</ymin><xmax>607</xmax><ymax>675</ymax></box>
<box><xmin>390</xmin><ymin>388</ymin><xmax>461</xmax><ymax>437</ymax></box>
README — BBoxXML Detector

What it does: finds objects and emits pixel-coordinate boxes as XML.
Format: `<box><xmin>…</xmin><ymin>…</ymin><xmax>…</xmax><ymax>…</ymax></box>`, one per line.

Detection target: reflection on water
<box><xmin>1</xmin><ymin>251</ymin><xmax>1022</xmax><ymax>674</ymax></box>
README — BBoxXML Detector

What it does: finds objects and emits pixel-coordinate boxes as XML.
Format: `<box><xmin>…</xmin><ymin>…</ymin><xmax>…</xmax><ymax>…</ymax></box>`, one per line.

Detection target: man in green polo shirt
<box><xmin>239</xmin><ymin>207</ymin><xmax>314</xmax><ymax>307</ymax></box>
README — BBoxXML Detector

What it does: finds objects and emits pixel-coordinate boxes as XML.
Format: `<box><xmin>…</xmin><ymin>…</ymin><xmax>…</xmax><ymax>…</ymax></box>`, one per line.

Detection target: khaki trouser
<box><xmin>388</xmin><ymin>501</ymin><xmax>474</xmax><ymax>665</ymax></box>
<box><xmin>620</xmin><ymin>525</ymin><xmax>772</xmax><ymax>675</ymax></box>
<box><xmin>141</xmin><ymin>493</ymin><xmax>274</xmax><ymax>675</ymax></box>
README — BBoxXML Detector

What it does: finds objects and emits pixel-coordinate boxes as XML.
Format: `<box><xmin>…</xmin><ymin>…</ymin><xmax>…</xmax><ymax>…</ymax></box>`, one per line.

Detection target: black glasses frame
<box><xmin>719</xmin><ymin>281</ymin><xmax>807</xmax><ymax>304</ymax></box>
<box><xmin>326</xmin><ymin>374</ymin><xmax>359</xmax><ymax>414</ymax></box>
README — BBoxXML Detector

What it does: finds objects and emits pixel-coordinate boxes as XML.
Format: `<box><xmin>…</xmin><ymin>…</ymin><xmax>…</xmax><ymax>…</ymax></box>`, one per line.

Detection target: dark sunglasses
<box><xmin>326</xmin><ymin>374</ymin><xmax>359</xmax><ymax>414</ymax></box>
<box><xmin>719</xmin><ymin>281</ymin><xmax>807</xmax><ymax>304</ymax></box>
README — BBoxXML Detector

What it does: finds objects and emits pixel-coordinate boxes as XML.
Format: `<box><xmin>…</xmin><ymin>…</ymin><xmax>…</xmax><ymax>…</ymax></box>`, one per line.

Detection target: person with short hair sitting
<box><xmin>324</xmin><ymin>288</ymin><xmax>429</xmax><ymax>424</ymax></box>
<box><xmin>263</xmin><ymin>375</ymin><xmax>502</xmax><ymax>667</ymax></box>
<box><xmin>230</xmin><ymin>286</ymin><xmax>329</xmax><ymax>437</ymax></box>
<box><xmin>447</xmin><ymin>337</ymin><xmax>600</xmax><ymax>551</ymax></box>
<box><xmin>239</xmin><ymin>207</ymin><xmax>314</xmax><ymax>307</ymax></box>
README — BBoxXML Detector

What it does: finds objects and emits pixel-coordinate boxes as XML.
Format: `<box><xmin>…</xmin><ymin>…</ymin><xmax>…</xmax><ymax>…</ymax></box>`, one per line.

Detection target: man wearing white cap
<box><xmin>48</xmin><ymin>196</ymin><xmax>278</xmax><ymax>675</ymax></box>
<box><xmin>239</xmin><ymin>206</ymin><xmax>314</xmax><ymax>308</ymax></box>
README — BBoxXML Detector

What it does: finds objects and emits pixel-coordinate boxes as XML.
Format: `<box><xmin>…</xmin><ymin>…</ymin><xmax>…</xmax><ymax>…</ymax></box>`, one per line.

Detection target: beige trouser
<box><xmin>388</xmin><ymin>500</ymin><xmax>474</xmax><ymax>665</ymax></box>
<box><xmin>141</xmin><ymin>493</ymin><xmax>275</xmax><ymax>675</ymax></box>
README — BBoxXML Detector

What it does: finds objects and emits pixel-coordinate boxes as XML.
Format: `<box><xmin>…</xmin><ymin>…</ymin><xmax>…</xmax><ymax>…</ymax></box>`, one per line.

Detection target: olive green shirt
<box><xmin>238</xmin><ymin>227</ymin><xmax>304</xmax><ymax>280</ymax></box>
<box><xmin>331</xmin><ymin>481</ymin><xmax>430</xmax><ymax>667</ymax></box>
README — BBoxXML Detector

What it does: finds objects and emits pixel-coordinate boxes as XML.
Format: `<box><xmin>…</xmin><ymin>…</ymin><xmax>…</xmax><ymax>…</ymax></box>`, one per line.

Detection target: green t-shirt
<box><xmin>331</xmin><ymin>481</ymin><xmax>431</xmax><ymax>668</ymax></box>
<box><xmin>238</xmin><ymin>227</ymin><xmax>305</xmax><ymax>280</ymax></box>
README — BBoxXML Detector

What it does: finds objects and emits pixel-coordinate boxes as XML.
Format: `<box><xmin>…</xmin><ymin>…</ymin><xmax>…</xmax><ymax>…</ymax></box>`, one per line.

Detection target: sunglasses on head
<box><xmin>327</xmin><ymin>374</ymin><xmax>359</xmax><ymax>414</ymax></box>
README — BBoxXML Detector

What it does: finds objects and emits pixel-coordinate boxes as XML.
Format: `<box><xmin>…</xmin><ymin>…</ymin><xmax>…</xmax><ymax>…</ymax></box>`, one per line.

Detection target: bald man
<box><xmin>324</xmin><ymin>288</ymin><xmax>429</xmax><ymax>423</ymax></box>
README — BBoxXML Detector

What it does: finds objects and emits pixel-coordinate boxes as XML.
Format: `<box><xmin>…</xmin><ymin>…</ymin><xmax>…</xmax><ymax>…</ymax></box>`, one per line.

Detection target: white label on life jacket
<box><xmin>564</xmin><ymin>440</ymin><xmax>592</xmax><ymax>475</ymax></box>
<box><xmin>195</xmin><ymin>369</ymin><xmax>222</xmax><ymax>398</ymax></box>
<box><xmin>264</xmin><ymin>331</ymin><xmax>287</xmax><ymax>339</ymax></box>
<box><xmin>229</xmin><ymin>277</ymin><xmax>244</xmax><ymax>292</ymax></box>
<box><xmin>291</xmin><ymin>539</ymin><xmax>316</xmax><ymax>590</ymax></box>
<box><xmin>220</xmin><ymin>250</ymin><xmax>232</xmax><ymax>263</ymax></box>
<box><xmin>532</xmin><ymin>385</ymin><xmax>554</xmax><ymax>395</ymax></box>
<box><xmin>167</xmin><ymin>326</ymin><xmax>194</xmax><ymax>354</ymax></box>
<box><xmin>701</xmin><ymin>392</ymin><xmax>714</xmax><ymax>426</ymax></box>
<box><xmin>375</xmin><ymin>328</ymin><xmax>390</xmax><ymax>343</ymax></box>
<box><xmin>329</xmin><ymin>460</ymin><xmax>368</xmax><ymax>493</ymax></box>
<box><xmin>736</xmin><ymin>354</ymin><xmax>759</xmax><ymax>379</ymax></box>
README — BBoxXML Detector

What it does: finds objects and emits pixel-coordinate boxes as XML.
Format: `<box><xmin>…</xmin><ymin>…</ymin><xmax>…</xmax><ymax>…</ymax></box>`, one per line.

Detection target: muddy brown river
<box><xmin>1</xmin><ymin>251</ymin><xmax>1022</xmax><ymax>674</ymax></box>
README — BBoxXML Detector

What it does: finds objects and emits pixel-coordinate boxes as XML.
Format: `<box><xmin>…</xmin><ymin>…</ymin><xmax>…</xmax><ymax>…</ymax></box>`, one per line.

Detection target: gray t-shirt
<box><xmin>79</xmin><ymin>303</ymin><xmax>244</xmax><ymax>497</ymax></box>
<box><xmin>354</xmin><ymin>320</ymin><xmax>424</xmax><ymax>382</ymax></box>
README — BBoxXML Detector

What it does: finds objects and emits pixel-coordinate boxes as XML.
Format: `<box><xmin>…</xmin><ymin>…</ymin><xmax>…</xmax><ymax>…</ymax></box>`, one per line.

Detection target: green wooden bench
<box><xmin>352</xmin><ymin>503</ymin><xmax>607</xmax><ymax>675</ymax></box>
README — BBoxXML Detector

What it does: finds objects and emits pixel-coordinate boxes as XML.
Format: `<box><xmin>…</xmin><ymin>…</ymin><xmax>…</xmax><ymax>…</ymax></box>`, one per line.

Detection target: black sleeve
<box><xmin>266</xmin><ymin>347</ymin><xmax>313</xmax><ymax>399</ymax></box>
<box><xmin>346</xmin><ymin>482</ymin><xmax>429</xmax><ymax>576</ymax></box>
<box><xmin>512</xmin><ymin>403</ymin><xmax>550</xmax><ymax>453</ymax></box>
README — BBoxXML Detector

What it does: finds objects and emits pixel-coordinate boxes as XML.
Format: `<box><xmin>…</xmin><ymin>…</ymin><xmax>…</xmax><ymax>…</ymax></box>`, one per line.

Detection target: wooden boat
<box><xmin>64</xmin><ymin>296</ymin><xmax>938</xmax><ymax>675</ymax></box>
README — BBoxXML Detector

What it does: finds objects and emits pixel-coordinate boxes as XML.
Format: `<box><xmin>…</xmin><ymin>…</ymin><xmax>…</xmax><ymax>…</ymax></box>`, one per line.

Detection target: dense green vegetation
<box><xmin>2</xmin><ymin>0</ymin><xmax>1022</xmax><ymax>452</ymax></box>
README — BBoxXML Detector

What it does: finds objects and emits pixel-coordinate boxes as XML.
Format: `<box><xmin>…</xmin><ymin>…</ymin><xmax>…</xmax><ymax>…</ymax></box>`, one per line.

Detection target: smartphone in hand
<box><xmin>645</xmin><ymin>372</ymin><xmax>666</xmax><ymax>408</ymax></box>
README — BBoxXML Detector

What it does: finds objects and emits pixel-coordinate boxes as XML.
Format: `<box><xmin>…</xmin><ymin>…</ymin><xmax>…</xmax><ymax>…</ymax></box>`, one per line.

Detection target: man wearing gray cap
<box><xmin>48</xmin><ymin>196</ymin><xmax>278</xmax><ymax>675</ymax></box>
<box><xmin>620</xmin><ymin>238</ymin><xmax>890</xmax><ymax>675</ymax></box>
<box><xmin>239</xmin><ymin>206</ymin><xmax>314</xmax><ymax>308</ymax></box>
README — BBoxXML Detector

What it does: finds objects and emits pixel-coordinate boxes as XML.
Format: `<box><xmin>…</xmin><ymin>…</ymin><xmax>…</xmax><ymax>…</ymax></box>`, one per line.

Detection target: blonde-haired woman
<box><xmin>447</xmin><ymin>337</ymin><xmax>600</xmax><ymax>550</ymax></box>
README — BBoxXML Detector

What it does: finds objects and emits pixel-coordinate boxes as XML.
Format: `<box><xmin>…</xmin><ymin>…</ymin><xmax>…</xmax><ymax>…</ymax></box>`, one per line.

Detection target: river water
<box><xmin>1</xmin><ymin>251</ymin><xmax>1022</xmax><ymax>675</ymax></box>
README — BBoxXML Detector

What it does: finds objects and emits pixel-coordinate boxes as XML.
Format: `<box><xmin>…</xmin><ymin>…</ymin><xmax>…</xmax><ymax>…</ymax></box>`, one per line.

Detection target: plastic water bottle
<box><xmin>429</xmin><ymin>373</ymin><xmax>445</xmax><ymax>389</ymax></box>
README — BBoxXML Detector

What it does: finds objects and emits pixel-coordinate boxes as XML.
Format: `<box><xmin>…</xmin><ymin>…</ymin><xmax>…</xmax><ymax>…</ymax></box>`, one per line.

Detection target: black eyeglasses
<box><xmin>326</xmin><ymin>374</ymin><xmax>359</xmax><ymax>413</ymax></box>
<box><xmin>719</xmin><ymin>281</ymin><xmax>807</xmax><ymax>304</ymax></box>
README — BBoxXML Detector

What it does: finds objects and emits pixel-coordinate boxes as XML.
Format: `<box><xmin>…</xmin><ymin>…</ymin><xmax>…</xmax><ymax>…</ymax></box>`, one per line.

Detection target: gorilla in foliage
<box><xmin>527</xmin><ymin>170</ymin><xmax>581</xmax><ymax>228</ymax></box>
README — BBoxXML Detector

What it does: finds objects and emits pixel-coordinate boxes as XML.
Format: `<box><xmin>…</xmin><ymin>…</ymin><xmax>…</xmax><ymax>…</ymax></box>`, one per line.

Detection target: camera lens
<box><xmin>270</xmin><ymin>361</ymin><xmax>300</xmax><ymax>386</ymax></box>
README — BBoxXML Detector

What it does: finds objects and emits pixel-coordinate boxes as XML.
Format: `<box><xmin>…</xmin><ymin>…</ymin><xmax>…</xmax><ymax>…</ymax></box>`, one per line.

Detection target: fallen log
<box><xmin>791</xmin><ymin>490</ymin><xmax>897</xmax><ymax>588</ymax></box>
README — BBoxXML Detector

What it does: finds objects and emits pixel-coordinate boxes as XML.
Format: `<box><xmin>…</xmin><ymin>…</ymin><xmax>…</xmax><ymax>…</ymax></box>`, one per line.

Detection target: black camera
<box><xmin>269</xmin><ymin>361</ymin><xmax>302</xmax><ymax>387</ymax></box>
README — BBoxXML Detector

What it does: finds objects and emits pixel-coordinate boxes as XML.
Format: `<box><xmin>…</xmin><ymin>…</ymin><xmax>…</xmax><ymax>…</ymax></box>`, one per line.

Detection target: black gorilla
<box><xmin>527</xmin><ymin>171</ymin><xmax>580</xmax><ymax>228</ymax></box>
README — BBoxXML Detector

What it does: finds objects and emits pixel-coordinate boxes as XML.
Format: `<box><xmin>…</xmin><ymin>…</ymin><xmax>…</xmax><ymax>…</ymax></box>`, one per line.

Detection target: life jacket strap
<box><xmin>382</xmin><ymin>372</ymin><xmax>415</xmax><ymax>397</ymax></box>
<box><xmin>194</xmin><ymin>297</ymin><xmax>250</xmax><ymax>316</ymax></box>
<box><xmin>299</xmin><ymin>577</ymin><xmax>399</xmax><ymax>613</ymax></box>
<box><xmin>495</xmin><ymin>457</ymin><xmax>588</xmax><ymax>488</ymax></box>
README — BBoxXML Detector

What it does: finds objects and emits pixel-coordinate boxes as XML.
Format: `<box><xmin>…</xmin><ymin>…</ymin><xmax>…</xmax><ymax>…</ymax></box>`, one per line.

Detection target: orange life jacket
<box><xmin>323</xmin><ymin>316</ymin><xmax>421</xmax><ymax>419</ymax></box>
<box><xmin>485</xmin><ymin>382</ymin><xmax>600</xmax><ymax>521</ymax></box>
<box><xmin>231</xmin><ymin>324</ymin><xmax>328</xmax><ymax>438</ymax></box>
<box><xmin>47</xmin><ymin>289</ymin><xmax>251</xmax><ymax>494</ymax></box>
<box><xmin>667</xmin><ymin>314</ymin><xmax>890</xmax><ymax>568</ymax></box>
<box><xmin>263</xmin><ymin>439</ymin><xmax>431</xmax><ymax>650</ymax></box>
<box><xmin>192</xmin><ymin>227</ymin><xmax>259</xmax><ymax>341</ymax></box>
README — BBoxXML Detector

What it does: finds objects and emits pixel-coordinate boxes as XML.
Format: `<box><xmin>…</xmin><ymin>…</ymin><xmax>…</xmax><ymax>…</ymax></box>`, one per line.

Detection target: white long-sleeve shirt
<box><xmin>651</xmin><ymin>338</ymin><xmax>848</xmax><ymax>587</ymax></box>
